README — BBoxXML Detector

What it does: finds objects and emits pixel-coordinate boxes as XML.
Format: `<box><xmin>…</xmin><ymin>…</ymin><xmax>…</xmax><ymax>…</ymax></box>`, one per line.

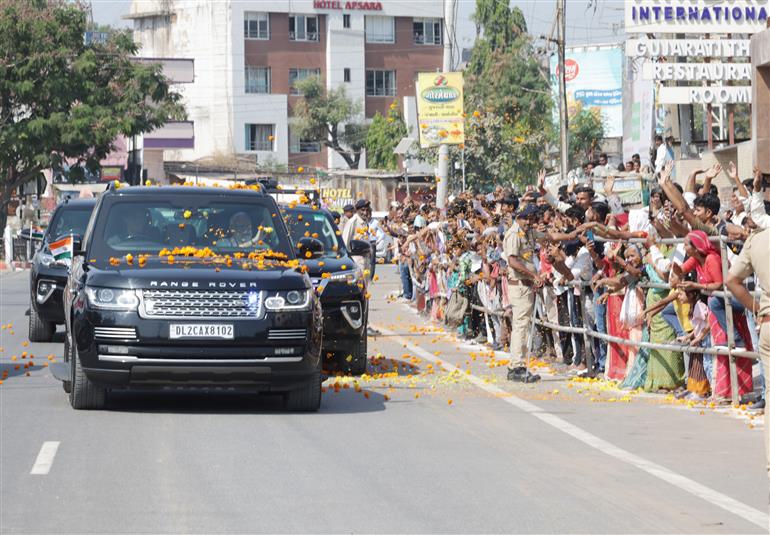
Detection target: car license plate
<box><xmin>169</xmin><ymin>324</ymin><xmax>234</xmax><ymax>339</ymax></box>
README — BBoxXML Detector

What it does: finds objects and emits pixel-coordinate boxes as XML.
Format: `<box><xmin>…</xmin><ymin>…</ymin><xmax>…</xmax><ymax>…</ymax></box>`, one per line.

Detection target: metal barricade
<box><xmin>469</xmin><ymin>234</ymin><xmax>760</xmax><ymax>407</ymax></box>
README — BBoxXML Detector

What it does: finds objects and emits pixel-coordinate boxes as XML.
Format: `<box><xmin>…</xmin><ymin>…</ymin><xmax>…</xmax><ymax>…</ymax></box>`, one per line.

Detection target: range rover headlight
<box><xmin>85</xmin><ymin>286</ymin><xmax>139</xmax><ymax>310</ymax></box>
<box><xmin>264</xmin><ymin>289</ymin><xmax>311</xmax><ymax>311</ymax></box>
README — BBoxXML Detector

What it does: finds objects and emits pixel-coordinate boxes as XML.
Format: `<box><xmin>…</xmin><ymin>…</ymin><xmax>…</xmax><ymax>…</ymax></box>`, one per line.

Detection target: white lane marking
<box><xmin>375</xmin><ymin>325</ymin><xmax>769</xmax><ymax>531</ymax></box>
<box><xmin>30</xmin><ymin>441</ymin><xmax>60</xmax><ymax>475</ymax></box>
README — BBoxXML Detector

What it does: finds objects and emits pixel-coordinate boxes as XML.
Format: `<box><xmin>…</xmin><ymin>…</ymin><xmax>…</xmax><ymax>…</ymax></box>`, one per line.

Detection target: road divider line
<box><xmin>374</xmin><ymin>325</ymin><xmax>769</xmax><ymax>531</ymax></box>
<box><xmin>30</xmin><ymin>441</ymin><xmax>60</xmax><ymax>475</ymax></box>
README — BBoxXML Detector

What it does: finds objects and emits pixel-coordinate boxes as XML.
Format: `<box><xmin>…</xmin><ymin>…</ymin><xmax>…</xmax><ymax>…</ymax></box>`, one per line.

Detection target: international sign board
<box><xmin>625</xmin><ymin>0</ymin><xmax>770</xmax><ymax>34</ymax></box>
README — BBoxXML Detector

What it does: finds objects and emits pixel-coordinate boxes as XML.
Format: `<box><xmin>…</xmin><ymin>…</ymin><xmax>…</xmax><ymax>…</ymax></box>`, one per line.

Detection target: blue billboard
<box><xmin>550</xmin><ymin>46</ymin><xmax>624</xmax><ymax>138</ymax></box>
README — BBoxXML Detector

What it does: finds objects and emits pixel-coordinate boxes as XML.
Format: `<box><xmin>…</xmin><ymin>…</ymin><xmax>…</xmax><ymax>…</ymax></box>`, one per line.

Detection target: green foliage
<box><xmin>365</xmin><ymin>102</ymin><xmax>407</xmax><ymax>170</ymax></box>
<box><xmin>292</xmin><ymin>76</ymin><xmax>367</xmax><ymax>169</ymax></box>
<box><xmin>567</xmin><ymin>103</ymin><xmax>606</xmax><ymax>167</ymax></box>
<box><xmin>0</xmin><ymin>0</ymin><xmax>184</xmax><ymax>216</ymax></box>
<box><xmin>459</xmin><ymin>1</ymin><xmax>552</xmax><ymax>190</ymax></box>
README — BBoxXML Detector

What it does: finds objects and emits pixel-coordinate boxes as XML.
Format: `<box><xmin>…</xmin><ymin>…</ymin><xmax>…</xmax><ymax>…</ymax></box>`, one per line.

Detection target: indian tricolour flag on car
<box><xmin>49</xmin><ymin>236</ymin><xmax>73</xmax><ymax>263</ymax></box>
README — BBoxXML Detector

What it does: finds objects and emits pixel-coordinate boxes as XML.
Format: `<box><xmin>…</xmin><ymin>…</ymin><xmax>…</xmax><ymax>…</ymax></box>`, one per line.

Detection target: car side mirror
<box><xmin>297</xmin><ymin>237</ymin><xmax>324</xmax><ymax>259</ymax></box>
<box><xmin>348</xmin><ymin>239</ymin><xmax>372</xmax><ymax>257</ymax></box>
<box><xmin>64</xmin><ymin>235</ymin><xmax>85</xmax><ymax>257</ymax></box>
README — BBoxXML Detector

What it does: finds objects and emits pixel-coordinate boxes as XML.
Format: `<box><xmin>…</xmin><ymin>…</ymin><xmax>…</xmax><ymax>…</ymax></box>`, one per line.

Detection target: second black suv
<box><xmin>28</xmin><ymin>198</ymin><xmax>96</xmax><ymax>342</ymax></box>
<box><xmin>282</xmin><ymin>203</ymin><xmax>371</xmax><ymax>375</ymax></box>
<box><xmin>57</xmin><ymin>185</ymin><xmax>324</xmax><ymax>411</ymax></box>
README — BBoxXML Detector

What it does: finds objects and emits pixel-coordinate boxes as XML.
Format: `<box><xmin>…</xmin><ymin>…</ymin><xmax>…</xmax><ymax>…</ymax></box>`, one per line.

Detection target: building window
<box><xmin>414</xmin><ymin>18</ymin><xmax>442</xmax><ymax>45</ymax></box>
<box><xmin>290</xmin><ymin>130</ymin><xmax>321</xmax><ymax>153</ymax></box>
<box><xmin>343</xmin><ymin>14</ymin><xmax>351</xmax><ymax>28</ymax></box>
<box><xmin>245</xmin><ymin>124</ymin><xmax>274</xmax><ymax>151</ymax></box>
<box><xmin>289</xmin><ymin>15</ymin><xmax>319</xmax><ymax>41</ymax></box>
<box><xmin>344</xmin><ymin>68</ymin><xmax>351</xmax><ymax>83</ymax></box>
<box><xmin>245</xmin><ymin>66</ymin><xmax>270</xmax><ymax>94</ymax></box>
<box><xmin>365</xmin><ymin>15</ymin><xmax>395</xmax><ymax>43</ymax></box>
<box><xmin>244</xmin><ymin>12</ymin><xmax>269</xmax><ymax>39</ymax></box>
<box><xmin>289</xmin><ymin>68</ymin><xmax>321</xmax><ymax>95</ymax></box>
<box><xmin>366</xmin><ymin>70</ymin><xmax>396</xmax><ymax>96</ymax></box>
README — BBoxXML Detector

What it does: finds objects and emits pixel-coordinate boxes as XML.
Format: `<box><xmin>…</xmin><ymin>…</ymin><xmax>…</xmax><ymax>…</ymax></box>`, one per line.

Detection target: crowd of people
<box><xmin>360</xmin><ymin>157</ymin><xmax>768</xmax><ymax>417</ymax></box>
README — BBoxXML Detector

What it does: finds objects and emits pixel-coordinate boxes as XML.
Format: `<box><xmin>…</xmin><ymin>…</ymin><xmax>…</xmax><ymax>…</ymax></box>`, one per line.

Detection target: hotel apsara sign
<box><xmin>313</xmin><ymin>0</ymin><xmax>383</xmax><ymax>10</ymax></box>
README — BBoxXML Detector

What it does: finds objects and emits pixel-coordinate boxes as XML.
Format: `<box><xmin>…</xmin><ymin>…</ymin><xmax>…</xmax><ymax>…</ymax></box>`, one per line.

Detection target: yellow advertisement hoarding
<box><xmin>416</xmin><ymin>72</ymin><xmax>465</xmax><ymax>148</ymax></box>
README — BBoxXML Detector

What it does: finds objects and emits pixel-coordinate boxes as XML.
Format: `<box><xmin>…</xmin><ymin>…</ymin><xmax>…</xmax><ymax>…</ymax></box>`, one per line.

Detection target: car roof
<box><xmin>60</xmin><ymin>198</ymin><xmax>97</xmax><ymax>208</ymax></box>
<box><xmin>105</xmin><ymin>185</ymin><xmax>267</xmax><ymax>198</ymax></box>
<box><xmin>280</xmin><ymin>203</ymin><xmax>332</xmax><ymax>216</ymax></box>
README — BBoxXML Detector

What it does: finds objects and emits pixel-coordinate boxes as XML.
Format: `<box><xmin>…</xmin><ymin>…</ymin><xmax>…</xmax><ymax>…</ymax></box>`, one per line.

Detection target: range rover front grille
<box><xmin>139</xmin><ymin>289</ymin><xmax>263</xmax><ymax>319</ymax></box>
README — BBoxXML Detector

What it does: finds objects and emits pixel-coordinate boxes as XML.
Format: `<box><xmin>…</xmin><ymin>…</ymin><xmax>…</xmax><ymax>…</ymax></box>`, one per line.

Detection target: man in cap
<box><xmin>341</xmin><ymin>199</ymin><xmax>369</xmax><ymax>249</ymax></box>
<box><xmin>339</xmin><ymin>203</ymin><xmax>355</xmax><ymax>232</ymax></box>
<box><xmin>503</xmin><ymin>204</ymin><xmax>543</xmax><ymax>382</ymax></box>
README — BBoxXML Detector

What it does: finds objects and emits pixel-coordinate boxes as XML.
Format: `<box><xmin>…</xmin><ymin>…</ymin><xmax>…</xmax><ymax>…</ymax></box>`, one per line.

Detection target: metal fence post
<box><xmin>719</xmin><ymin>236</ymin><xmax>740</xmax><ymax>406</ymax></box>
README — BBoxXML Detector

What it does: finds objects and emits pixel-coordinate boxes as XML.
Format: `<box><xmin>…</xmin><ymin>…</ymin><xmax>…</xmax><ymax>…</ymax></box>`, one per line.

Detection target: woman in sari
<box><xmin>641</xmin><ymin>244</ymin><xmax>685</xmax><ymax>392</ymax></box>
<box><xmin>673</xmin><ymin>230</ymin><xmax>753</xmax><ymax>401</ymax></box>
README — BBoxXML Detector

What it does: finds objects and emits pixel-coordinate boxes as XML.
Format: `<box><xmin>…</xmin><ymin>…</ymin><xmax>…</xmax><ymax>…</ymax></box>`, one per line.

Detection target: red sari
<box><xmin>680</xmin><ymin>252</ymin><xmax>753</xmax><ymax>398</ymax></box>
<box><xmin>602</xmin><ymin>257</ymin><xmax>631</xmax><ymax>380</ymax></box>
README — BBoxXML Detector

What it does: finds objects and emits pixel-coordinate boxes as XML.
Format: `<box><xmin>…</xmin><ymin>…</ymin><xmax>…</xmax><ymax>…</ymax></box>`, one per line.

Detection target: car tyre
<box><xmin>285</xmin><ymin>372</ymin><xmax>321</xmax><ymax>412</ymax></box>
<box><xmin>62</xmin><ymin>336</ymin><xmax>72</xmax><ymax>394</ymax></box>
<box><xmin>69</xmin><ymin>338</ymin><xmax>106</xmax><ymax>410</ymax></box>
<box><xmin>28</xmin><ymin>304</ymin><xmax>55</xmax><ymax>343</ymax></box>
<box><xmin>348</xmin><ymin>336</ymin><xmax>368</xmax><ymax>376</ymax></box>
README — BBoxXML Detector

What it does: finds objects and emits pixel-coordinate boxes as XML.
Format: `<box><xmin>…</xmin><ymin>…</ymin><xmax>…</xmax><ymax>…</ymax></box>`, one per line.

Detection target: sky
<box><xmin>90</xmin><ymin>0</ymin><xmax>626</xmax><ymax>49</ymax></box>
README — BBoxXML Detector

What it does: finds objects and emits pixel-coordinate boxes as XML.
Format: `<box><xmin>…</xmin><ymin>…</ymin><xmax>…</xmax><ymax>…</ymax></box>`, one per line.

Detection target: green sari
<box><xmin>643</xmin><ymin>273</ymin><xmax>685</xmax><ymax>392</ymax></box>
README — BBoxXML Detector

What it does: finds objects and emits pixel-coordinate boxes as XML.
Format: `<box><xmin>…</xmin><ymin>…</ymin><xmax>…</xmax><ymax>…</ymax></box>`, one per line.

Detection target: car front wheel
<box><xmin>69</xmin><ymin>338</ymin><xmax>106</xmax><ymax>410</ymax></box>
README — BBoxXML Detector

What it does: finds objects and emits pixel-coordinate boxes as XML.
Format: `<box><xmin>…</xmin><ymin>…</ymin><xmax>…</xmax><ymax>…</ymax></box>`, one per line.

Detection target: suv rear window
<box><xmin>283</xmin><ymin>209</ymin><xmax>343</xmax><ymax>257</ymax></box>
<box><xmin>47</xmin><ymin>207</ymin><xmax>92</xmax><ymax>242</ymax></box>
<box><xmin>90</xmin><ymin>199</ymin><xmax>293</xmax><ymax>259</ymax></box>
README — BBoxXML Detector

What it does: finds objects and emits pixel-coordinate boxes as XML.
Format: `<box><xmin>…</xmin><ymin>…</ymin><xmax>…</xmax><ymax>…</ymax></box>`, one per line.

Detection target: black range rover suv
<box><xmin>56</xmin><ymin>185</ymin><xmax>324</xmax><ymax>410</ymax></box>
<box><xmin>282</xmin><ymin>203</ymin><xmax>371</xmax><ymax>375</ymax></box>
<box><xmin>28</xmin><ymin>198</ymin><xmax>96</xmax><ymax>342</ymax></box>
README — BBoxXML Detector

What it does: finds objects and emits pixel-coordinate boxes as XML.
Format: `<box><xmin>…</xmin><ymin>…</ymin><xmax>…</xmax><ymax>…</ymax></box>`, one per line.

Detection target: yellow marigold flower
<box><xmin>183</xmin><ymin>210</ymin><xmax>192</xmax><ymax>219</ymax></box>
<box><xmin>298</xmin><ymin>166</ymin><xmax>305</xmax><ymax>173</ymax></box>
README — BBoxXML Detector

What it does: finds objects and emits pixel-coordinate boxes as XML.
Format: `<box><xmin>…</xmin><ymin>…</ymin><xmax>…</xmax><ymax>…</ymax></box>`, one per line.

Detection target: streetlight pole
<box><xmin>557</xmin><ymin>0</ymin><xmax>569</xmax><ymax>183</ymax></box>
<box><xmin>436</xmin><ymin>0</ymin><xmax>455</xmax><ymax>211</ymax></box>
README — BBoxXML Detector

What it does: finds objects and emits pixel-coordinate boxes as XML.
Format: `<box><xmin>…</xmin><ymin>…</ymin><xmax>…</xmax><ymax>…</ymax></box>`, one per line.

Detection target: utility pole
<box><xmin>436</xmin><ymin>0</ymin><xmax>455</xmax><ymax>211</ymax></box>
<box><xmin>557</xmin><ymin>0</ymin><xmax>569</xmax><ymax>183</ymax></box>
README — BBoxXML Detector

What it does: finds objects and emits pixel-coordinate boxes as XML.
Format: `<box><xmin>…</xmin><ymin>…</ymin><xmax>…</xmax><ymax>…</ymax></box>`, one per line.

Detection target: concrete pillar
<box><xmin>750</xmin><ymin>26</ymin><xmax>770</xmax><ymax>173</ymax></box>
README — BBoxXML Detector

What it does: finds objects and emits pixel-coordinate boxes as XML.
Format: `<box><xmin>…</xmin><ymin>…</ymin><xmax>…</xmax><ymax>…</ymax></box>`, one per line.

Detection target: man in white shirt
<box><xmin>654</xmin><ymin>134</ymin><xmax>673</xmax><ymax>175</ymax></box>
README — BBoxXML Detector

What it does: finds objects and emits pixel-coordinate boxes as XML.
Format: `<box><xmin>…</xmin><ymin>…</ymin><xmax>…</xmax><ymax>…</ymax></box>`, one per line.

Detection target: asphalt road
<box><xmin>1</xmin><ymin>268</ymin><xmax>768</xmax><ymax>534</ymax></box>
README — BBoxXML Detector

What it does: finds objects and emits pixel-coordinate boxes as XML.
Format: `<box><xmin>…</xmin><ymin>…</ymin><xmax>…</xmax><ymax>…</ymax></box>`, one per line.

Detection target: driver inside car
<box><xmin>105</xmin><ymin>207</ymin><xmax>161</xmax><ymax>246</ymax></box>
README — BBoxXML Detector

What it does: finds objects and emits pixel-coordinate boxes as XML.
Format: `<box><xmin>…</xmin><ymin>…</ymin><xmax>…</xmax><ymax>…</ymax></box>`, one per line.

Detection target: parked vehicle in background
<box><xmin>28</xmin><ymin>198</ymin><xmax>96</xmax><ymax>342</ymax></box>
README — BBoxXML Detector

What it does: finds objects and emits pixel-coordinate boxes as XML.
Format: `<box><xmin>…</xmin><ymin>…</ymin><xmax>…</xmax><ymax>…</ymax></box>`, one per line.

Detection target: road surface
<box><xmin>0</xmin><ymin>268</ymin><xmax>767</xmax><ymax>533</ymax></box>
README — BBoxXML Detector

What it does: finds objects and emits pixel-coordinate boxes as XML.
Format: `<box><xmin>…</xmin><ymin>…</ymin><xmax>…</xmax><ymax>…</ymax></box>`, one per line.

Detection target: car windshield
<box><xmin>47</xmin><ymin>207</ymin><xmax>92</xmax><ymax>242</ymax></box>
<box><xmin>283</xmin><ymin>209</ymin><xmax>343</xmax><ymax>257</ymax></box>
<box><xmin>92</xmin><ymin>199</ymin><xmax>293</xmax><ymax>259</ymax></box>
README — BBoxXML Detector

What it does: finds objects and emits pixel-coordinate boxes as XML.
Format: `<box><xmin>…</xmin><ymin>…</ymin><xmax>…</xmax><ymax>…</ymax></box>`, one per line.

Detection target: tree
<box><xmin>568</xmin><ymin>103</ymin><xmax>606</xmax><ymax>167</ymax></box>
<box><xmin>365</xmin><ymin>101</ymin><xmax>407</xmax><ymax>170</ymax></box>
<box><xmin>460</xmin><ymin>1</ymin><xmax>552</xmax><ymax>189</ymax></box>
<box><xmin>0</xmin><ymin>0</ymin><xmax>184</xmax><ymax>230</ymax></box>
<box><xmin>291</xmin><ymin>76</ymin><xmax>367</xmax><ymax>169</ymax></box>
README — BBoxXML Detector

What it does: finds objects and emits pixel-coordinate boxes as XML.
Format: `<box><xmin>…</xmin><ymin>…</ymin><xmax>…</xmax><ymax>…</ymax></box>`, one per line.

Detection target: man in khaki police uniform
<box><xmin>726</xmin><ymin>227</ymin><xmax>770</xmax><ymax>480</ymax></box>
<box><xmin>503</xmin><ymin>204</ymin><xmax>543</xmax><ymax>382</ymax></box>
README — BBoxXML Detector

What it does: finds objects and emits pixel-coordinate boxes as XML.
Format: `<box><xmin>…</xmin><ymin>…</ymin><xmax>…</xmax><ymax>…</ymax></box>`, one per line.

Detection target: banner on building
<box><xmin>550</xmin><ymin>46</ymin><xmax>624</xmax><ymax>138</ymax></box>
<box><xmin>415</xmin><ymin>72</ymin><xmax>465</xmax><ymax>148</ymax></box>
<box><xmin>623</xmin><ymin>57</ymin><xmax>655</xmax><ymax>165</ymax></box>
